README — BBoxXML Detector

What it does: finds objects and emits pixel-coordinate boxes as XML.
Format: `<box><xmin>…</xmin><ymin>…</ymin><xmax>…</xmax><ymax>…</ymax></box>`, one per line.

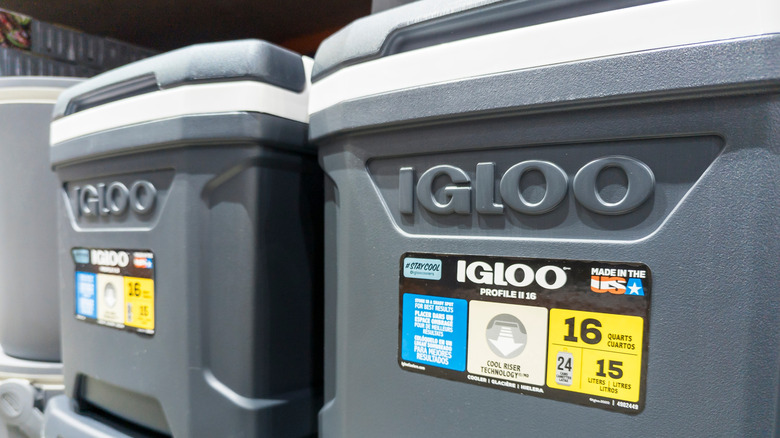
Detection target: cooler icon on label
<box><xmin>104</xmin><ymin>282</ymin><xmax>118</xmax><ymax>308</ymax></box>
<box><xmin>486</xmin><ymin>314</ymin><xmax>527</xmax><ymax>358</ymax></box>
<box><xmin>555</xmin><ymin>351</ymin><xmax>574</xmax><ymax>386</ymax></box>
<box><xmin>96</xmin><ymin>273</ymin><xmax>125</xmax><ymax>325</ymax></box>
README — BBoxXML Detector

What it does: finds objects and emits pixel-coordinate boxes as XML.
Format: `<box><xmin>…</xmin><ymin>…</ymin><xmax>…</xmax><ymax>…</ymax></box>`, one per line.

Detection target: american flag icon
<box><xmin>134</xmin><ymin>257</ymin><xmax>153</xmax><ymax>269</ymax></box>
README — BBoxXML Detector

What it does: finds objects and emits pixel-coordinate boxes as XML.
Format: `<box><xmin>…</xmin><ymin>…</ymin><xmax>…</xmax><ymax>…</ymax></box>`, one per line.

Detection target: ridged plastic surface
<box><xmin>0</xmin><ymin>48</ymin><xmax>97</xmax><ymax>77</ymax></box>
<box><xmin>30</xmin><ymin>21</ymin><xmax>156</xmax><ymax>71</ymax></box>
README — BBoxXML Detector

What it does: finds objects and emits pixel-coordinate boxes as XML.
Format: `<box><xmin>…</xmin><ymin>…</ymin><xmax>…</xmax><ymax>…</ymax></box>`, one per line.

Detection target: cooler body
<box><xmin>0</xmin><ymin>78</ymin><xmax>80</xmax><ymax>362</ymax></box>
<box><xmin>46</xmin><ymin>40</ymin><xmax>322</xmax><ymax>438</ymax></box>
<box><xmin>311</xmin><ymin>0</ymin><xmax>780</xmax><ymax>436</ymax></box>
<box><xmin>0</xmin><ymin>77</ymin><xmax>80</xmax><ymax>438</ymax></box>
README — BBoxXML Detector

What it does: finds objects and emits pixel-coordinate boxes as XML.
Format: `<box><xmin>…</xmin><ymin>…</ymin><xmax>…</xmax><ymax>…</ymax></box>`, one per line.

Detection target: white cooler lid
<box><xmin>50</xmin><ymin>39</ymin><xmax>311</xmax><ymax>147</ymax></box>
<box><xmin>310</xmin><ymin>0</ymin><xmax>780</xmax><ymax>114</ymax></box>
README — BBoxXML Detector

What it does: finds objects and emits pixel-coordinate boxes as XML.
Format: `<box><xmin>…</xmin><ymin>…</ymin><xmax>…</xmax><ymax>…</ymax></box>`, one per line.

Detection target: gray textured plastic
<box><xmin>372</xmin><ymin>0</ymin><xmax>420</xmax><ymax>14</ymax></box>
<box><xmin>0</xmin><ymin>346</ymin><xmax>62</xmax><ymax>377</ymax></box>
<box><xmin>43</xmin><ymin>396</ymin><xmax>133</xmax><ymax>438</ymax></box>
<box><xmin>313</xmin><ymin>29</ymin><xmax>780</xmax><ymax>438</ymax></box>
<box><xmin>49</xmin><ymin>44</ymin><xmax>322</xmax><ymax>438</ymax></box>
<box><xmin>312</xmin><ymin>0</ymin><xmax>664</xmax><ymax>81</ymax></box>
<box><xmin>30</xmin><ymin>20</ymin><xmax>157</xmax><ymax>71</ymax></box>
<box><xmin>0</xmin><ymin>49</ymin><xmax>98</xmax><ymax>77</ymax></box>
<box><xmin>53</xmin><ymin>39</ymin><xmax>306</xmax><ymax>119</ymax></box>
<box><xmin>0</xmin><ymin>78</ymin><xmax>80</xmax><ymax>363</ymax></box>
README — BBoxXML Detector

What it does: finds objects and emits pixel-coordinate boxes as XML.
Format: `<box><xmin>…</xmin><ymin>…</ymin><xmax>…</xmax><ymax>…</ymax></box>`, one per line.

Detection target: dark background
<box><xmin>0</xmin><ymin>0</ymin><xmax>375</xmax><ymax>56</ymax></box>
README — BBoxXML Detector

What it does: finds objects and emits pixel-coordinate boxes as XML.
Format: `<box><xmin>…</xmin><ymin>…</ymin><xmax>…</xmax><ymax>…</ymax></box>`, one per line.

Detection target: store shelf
<box><xmin>0</xmin><ymin>0</ymin><xmax>371</xmax><ymax>56</ymax></box>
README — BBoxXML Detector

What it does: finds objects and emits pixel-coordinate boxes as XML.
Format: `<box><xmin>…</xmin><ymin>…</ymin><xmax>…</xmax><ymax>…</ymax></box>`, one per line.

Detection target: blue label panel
<box><xmin>75</xmin><ymin>271</ymin><xmax>97</xmax><ymax>319</ymax></box>
<box><xmin>401</xmin><ymin>293</ymin><xmax>467</xmax><ymax>371</ymax></box>
<box><xmin>403</xmin><ymin>257</ymin><xmax>442</xmax><ymax>280</ymax></box>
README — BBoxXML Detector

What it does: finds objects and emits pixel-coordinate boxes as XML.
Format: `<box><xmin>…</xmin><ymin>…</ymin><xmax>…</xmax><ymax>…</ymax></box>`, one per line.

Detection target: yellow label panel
<box><xmin>124</xmin><ymin>276</ymin><xmax>155</xmax><ymax>331</ymax></box>
<box><xmin>547</xmin><ymin>309</ymin><xmax>643</xmax><ymax>402</ymax></box>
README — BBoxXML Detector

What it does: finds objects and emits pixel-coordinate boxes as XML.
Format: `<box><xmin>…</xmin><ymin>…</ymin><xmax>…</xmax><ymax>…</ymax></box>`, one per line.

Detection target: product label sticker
<box><xmin>72</xmin><ymin>248</ymin><xmax>155</xmax><ymax>335</ymax></box>
<box><xmin>398</xmin><ymin>253</ymin><xmax>651</xmax><ymax>414</ymax></box>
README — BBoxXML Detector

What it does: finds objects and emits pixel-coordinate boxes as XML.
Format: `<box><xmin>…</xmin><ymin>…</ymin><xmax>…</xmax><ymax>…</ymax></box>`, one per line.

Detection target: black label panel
<box><xmin>398</xmin><ymin>252</ymin><xmax>651</xmax><ymax>414</ymax></box>
<box><xmin>73</xmin><ymin>247</ymin><xmax>155</xmax><ymax>335</ymax></box>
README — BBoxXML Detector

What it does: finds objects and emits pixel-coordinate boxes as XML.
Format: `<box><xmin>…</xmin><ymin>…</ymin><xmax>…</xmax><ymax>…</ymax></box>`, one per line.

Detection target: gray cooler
<box><xmin>44</xmin><ymin>40</ymin><xmax>322</xmax><ymax>437</ymax></box>
<box><xmin>0</xmin><ymin>77</ymin><xmax>79</xmax><ymax>363</ymax></box>
<box><xmin>0</xmin><ymin>77</ymin><xmax>80</xmax><ymax>438</ymax></box>
<box><xmin>310</xmin><ymin>0</ymin><xmax>780</xmax><ymax>436</ymax></box>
